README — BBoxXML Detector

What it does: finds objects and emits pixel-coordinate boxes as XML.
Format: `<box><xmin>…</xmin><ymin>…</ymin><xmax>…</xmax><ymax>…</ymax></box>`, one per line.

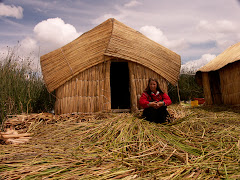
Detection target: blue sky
<box><xmin>0</xmin><ymin>0</ymin><xmax>240</xmax><ymax>72</ymax></box>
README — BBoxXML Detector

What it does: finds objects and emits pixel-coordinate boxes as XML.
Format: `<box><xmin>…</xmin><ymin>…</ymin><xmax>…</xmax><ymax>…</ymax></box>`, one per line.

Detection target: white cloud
<box><xmin>0</xmin><ymin>46</ymin><xmax>9</xmax><ymax>62</ymax></box>
<box><xmin>197</xmin><ymin>20</ymin><xmax>213</xmax><ymax>33</ymax></box>
<box><xmin>34</xmin><ymin>18</ymin><xmax>80</xmax><ymax>51</ymax></box>
<box><xmin>33</xmin><ymin>17</ymin><xmax>81</xmax><ymax>54</ymax></box>
<box><xmin>197</xmin><ymin>20</ymin><xmax>236</xmax><ymax>34</ymax></box>
<box><xmin>181</xmin><ymin>54</ymin><xmax>216</xmax><ymax>74</ymax></box>
<box><xmin>140</xmin><ymin>26</ymin><xmax>168</xmax><ymax>43</ymax></box>
<box><xmin>0</xmin><ymin>3</ymin><xmax>23</xmax><ymax>19</ymax></box>
<box><xmin>17</xmin><ymin>37</ymin><xmax>41</xmax><ymax>71</ymax></box>
<box><xmin>25</xmin><ymin>17</ymin><xmax>82</xmax><ymax>71</ymax></box>
<box><xmin>18</xmin><ymin>37</ymin><xmax>39</xmax><ymax>56</ymax></box>
<box><xmin>216</xmin><ymin>20</ymin><xmax>236</xmax><ymax>33</ymax></box>
<box><xmin>0</xmin><ymin>39</ymin><xmax>40</xmax><ymax>72</ymax></box>
<box><xmin>196</xmin><ymin>19</ymin><xmax>239</xmax><ymax>53</ymax></box>
<box><xmin>0</xmin><ymin>38</ymin><xmax>40</xmax><ymax>71</ymax></box>
<box><xmin>124</xmin><ymin>0</ymin><xmax>142</xmax><ymax>7</ymax></box>
<box><xmin>139</xmin><ymin>25</ymin><xmax>188</xmax><ymax>52</ymax></box>
<box><xmin>0</xmin><ymin>18</ymin><xmax>82</xmax><ymax>72</ymax></box>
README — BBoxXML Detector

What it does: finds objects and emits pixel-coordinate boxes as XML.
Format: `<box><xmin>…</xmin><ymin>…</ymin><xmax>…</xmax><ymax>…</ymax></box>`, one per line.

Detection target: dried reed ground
<box><xmin>0</xmin><ymin>105</ymin><xmax>239</xmax><ymax>179</ymax></box>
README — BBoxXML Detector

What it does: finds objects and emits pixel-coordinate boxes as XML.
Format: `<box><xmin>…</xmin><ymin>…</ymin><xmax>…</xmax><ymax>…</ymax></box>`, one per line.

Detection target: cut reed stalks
<box><xmin>0</xmin><ymin>105</ymin><xmax>239</xmax><ymax>179</ymax></box>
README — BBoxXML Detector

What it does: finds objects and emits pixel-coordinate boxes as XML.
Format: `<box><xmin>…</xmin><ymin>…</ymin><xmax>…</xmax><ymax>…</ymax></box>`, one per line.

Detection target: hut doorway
<box><xmin>209</xmin><ymin>71</ymin><xmax>222</xmax><ymax>104</ymax></box>
<box><xmin>110</xmin><ymin>62</ymin><xmax>131</xmax><ymax>110</ymax></box>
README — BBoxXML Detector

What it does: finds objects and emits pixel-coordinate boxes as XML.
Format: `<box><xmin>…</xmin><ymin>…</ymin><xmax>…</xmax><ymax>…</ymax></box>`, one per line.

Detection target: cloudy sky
<box><xmin>0</xmin><ymin>0</ymin><xmax>240</xmax><ymax>72</ymax></box>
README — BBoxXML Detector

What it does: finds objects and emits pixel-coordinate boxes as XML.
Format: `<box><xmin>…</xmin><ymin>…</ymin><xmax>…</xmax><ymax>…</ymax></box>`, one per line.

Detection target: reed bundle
<box><xmin>0</xmin><ymin>105</ymin><xmax>239</xmax><ymax>179</ymax></box>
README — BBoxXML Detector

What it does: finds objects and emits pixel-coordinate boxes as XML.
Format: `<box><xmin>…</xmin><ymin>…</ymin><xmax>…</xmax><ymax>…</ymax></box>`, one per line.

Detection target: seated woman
<box><xmin>139</xmin><ymin>78</ymin><xmax>172</xmax><ymax>123</ymax></box>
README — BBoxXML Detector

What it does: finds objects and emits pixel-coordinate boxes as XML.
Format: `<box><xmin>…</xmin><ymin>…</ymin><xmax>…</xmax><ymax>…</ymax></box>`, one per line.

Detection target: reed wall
<box><xmin>209</xmin><ymin>71</ymin><xmax>222</xmax><ymax>105</ymax></box>
<box><xmin>219</xmin><ymin>61</ymin><xmax>240</xmax><ymax>105</ymax></box>
<box><xmin>55</xmin><ymin>61</ymin><xmax>111</xmax><ymax>114</ymax></box>
<box><xmin>201</xmin><ymin>61</ymin><xmax>240</xmax><ymax>105</ymax></box>
<box><xmin>201</xmin><ymin>72</ymin><xmax>213</xmax><ymax>105</ymax></box>
<box><xmin>128</xmin><ymin>62</ymin><xmax>168</xmax><ymax>110</ymax></box>
<box><xmin>55</xmin><ymin>60</ymin><xmax>168</xmax><ymax>114</ymax></box>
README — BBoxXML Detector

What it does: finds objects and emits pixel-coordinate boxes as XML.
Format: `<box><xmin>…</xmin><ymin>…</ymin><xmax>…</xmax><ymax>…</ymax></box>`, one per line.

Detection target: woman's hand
<box><xmin>149</xmin><ymin>101</ymin><xmax>158</xmax><ymax>108</ymax></box>
<box><xmin>156</xmin><ymin>101</ymin><xmax>164</xmax><ymax>108</ymax></box>
<box><xmin>149</xmin><ymin>101</ymin><xmax>164</xmax><ymax>109</ymax></box>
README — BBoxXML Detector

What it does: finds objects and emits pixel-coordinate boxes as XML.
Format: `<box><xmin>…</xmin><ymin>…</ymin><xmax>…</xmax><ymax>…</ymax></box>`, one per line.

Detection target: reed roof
<box><xmin>40</xmin><ymin>18</ymin><xmax>181</xmax><ymax>92</ymax></box>
<box><xmin>197</xmin><ymin>42</ymin><xmax>240</xmax><ymax>73</ymax></box>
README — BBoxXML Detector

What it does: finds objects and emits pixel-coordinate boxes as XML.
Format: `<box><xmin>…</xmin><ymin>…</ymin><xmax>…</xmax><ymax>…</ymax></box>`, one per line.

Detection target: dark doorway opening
<box><xmin>209</xmin><ymin>71</ymin><xmax>222</xmax><ymax>104</ymax></box>
<box><xmin>110</xmin><ymin>62</ymin><xmax>130</xmax><ymax>109</ymax></box>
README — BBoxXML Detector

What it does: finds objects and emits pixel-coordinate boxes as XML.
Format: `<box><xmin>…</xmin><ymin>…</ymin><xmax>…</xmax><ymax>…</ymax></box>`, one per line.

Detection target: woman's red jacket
<box><xmin>139</xmin><ymin>91</ymin><xmax>172</xmax><ymax>109</ymax></box>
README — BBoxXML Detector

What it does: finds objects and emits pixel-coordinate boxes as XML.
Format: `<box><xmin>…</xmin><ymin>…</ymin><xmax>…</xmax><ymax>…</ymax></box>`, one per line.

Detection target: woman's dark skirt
<box><xmin>142</xmin><ymin>106</ymin><xmax>169</xmax><ymax>123</ymax></box>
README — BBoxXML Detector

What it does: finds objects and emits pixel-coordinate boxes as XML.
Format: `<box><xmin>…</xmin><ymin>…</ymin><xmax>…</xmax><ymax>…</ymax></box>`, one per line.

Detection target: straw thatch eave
<box><xmin>104</xmin><ymin>19</ymin><xmax>181</xmax><ymax>86</ymax></box>
<box><xmin>197</xmin><ymin>42</ymin><xmax>240</xmax><ymax>73</ymax></box>
<box><xmin>40</xmin><ymin>18</ymin><xmax>181</xmax><ymax>92</ymax></box>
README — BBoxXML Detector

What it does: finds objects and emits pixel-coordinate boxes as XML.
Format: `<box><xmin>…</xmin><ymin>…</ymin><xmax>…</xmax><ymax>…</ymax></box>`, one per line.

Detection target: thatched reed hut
<box><xmin>196</xmin><ymin>42</ymin><xmax>240</xmax><ymax>105</ymax></box>
<box><xmin>40</xmin><ymin>18</ymin><xmax>181</xmax><ymax>114</ymax></box>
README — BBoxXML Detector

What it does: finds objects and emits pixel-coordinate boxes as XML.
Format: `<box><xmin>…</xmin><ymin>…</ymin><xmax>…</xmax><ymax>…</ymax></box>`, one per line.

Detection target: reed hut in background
<box><xmin>40</xmin><ymin>18</ymin><xmax>181</xmax><ymax>114</ymax></box>
<box><xmin>196</xmin><ymin>42</ymin><xmax>240</xmax><ymax>105</ymax></box>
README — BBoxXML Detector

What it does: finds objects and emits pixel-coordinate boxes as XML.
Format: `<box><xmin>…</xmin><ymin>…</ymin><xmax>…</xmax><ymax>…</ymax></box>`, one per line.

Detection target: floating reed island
<box><xmin>0</xmin><ymin>105</ymin><xmax>239</xmax><ymax>179</ymax></box>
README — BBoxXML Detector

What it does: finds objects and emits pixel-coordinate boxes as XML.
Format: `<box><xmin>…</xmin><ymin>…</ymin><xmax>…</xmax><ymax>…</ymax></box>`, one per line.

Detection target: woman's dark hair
<box><xmin>144</xmin><ymin>78</ymin><xmax>163</xmax><ymax>95</ymax></box>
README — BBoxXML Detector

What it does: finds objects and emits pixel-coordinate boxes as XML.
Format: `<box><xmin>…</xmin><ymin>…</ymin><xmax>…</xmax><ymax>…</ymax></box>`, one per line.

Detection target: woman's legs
<box><xmin>143</xmin><ymin>106</ymin><xmax>169</xmax><ymax>123</ymax></box>
<box><xmin>156</xmin><ymin>106</ymin><xmax>169</xmax><ymax>123</ymax></box>
<box><xmin>143</xmin><ymin>107</ymin><xmax>157</xmax><ymax>122</ymax></box>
